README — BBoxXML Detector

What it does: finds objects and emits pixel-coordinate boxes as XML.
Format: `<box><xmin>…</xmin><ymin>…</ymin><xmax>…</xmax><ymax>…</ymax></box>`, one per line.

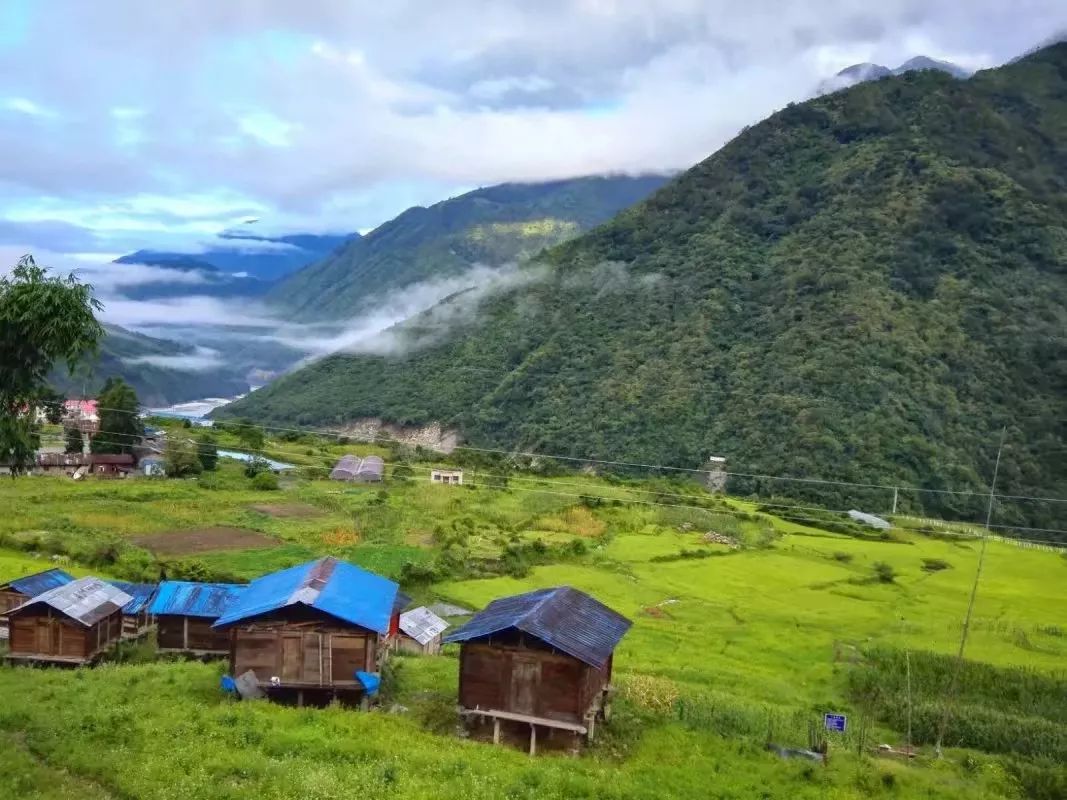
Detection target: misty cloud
<box><xmin>124</xmin><ymin>346</ymin><xmax>226</xmax><ymax>372</ymax></box>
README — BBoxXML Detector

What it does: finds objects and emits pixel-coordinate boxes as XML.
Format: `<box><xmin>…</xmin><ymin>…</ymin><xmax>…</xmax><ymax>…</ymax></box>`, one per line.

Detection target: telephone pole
<box><xmin>935</xmin><ymin>426</ymin><xmax>1007</xmax><ymax>757</ymax></box>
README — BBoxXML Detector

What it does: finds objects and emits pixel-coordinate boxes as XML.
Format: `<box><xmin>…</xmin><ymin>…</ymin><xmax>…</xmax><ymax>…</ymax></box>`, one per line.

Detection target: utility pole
<box><xmin>935</xmin><ymin>426</ymin><xmax>1007</xmax><ymax>757</ymax></box>
<box><xmin>892</xmin><ymin>486</ymin><xmax>899</xmax><ymax>515</ymax></box>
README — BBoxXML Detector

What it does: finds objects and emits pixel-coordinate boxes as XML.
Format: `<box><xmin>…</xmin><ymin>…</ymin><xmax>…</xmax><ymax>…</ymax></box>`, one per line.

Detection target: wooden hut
<box><xmin>6</xmin><ymin>577</ymin><xmax>131</xmax><ymax>665</ymax></box>
<box><xmin>213</xmin><ymin>557</ymin><xmax>400</xmax><ymax>705</ymax></box>
<box><xmin>395</xmin><ymin>606</ymin><xmax>449</xmax><ymax>655</ymax></box>
<box><xmin>110</xmin><ymin>581</ymin><xmax>158</xmax><ymax>638</ymax></box>
<box><xmin>149</xmin><ymin>581</ymin><xmax>246</xmax><ymax>657</ymax></box>
<box><xmin>0</xmin><ymin>568</ymin><xmax>74</xmax><ymax>638</ymax></box>
<box><xmin>444</xmin><ymin>587</ymin><xmax>631</xmax><ymax>754</ymax></box>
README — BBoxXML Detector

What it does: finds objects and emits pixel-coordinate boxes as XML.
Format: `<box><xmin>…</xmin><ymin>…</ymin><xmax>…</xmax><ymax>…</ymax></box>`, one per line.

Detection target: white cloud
<box><xmin>2</xmin><ymin>96</ymin><xmax>56</xmax><ymax>117</ymax></box>
<box><xmin>124</xmin><ymin>346</ymin><xmax>226</xmax><ymax>372</ymax></box>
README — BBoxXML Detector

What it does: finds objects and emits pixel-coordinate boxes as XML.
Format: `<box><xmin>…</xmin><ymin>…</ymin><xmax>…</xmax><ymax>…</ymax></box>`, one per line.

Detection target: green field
<box><xmin>0</xmin><ymin>451</ymin><xmax>1064</xmax><ymax>799</ymax></box>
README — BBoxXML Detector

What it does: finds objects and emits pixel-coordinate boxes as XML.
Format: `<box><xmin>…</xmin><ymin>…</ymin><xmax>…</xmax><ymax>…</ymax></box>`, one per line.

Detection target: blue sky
<box><xmin>0</xmin><ymin>0</ymin><xmax>1064</xmax><ymax>262</ymax></box>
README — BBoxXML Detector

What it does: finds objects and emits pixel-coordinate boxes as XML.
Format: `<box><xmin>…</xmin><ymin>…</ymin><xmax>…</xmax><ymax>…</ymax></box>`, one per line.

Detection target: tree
<box><xmin>233</xmin><ymin>420</ymin><xmax>265</xmax><ymax>450</ymax></box>
<box><xmin>90</xmin><ymin>377</ymin><xmax>143</xmax><ymax>455</ymax></box>
<box><xmin>64</xmin><ymin>426</ymin><xmax>84</xmax><ymax>454</ymax></box>
<box><xmin>164</xmin><ymin>437</ymin><xmax>203</xmax><ymax>478</ymax></box>
<box><xmin>198</xmin><ymin>433</ymin><xmax>219</xmax><ymax>472</ymax></box>
<box><xmin>0</xmin><ymin>255</ymin><xmax>102</xmax><ymax>475</ymax></box>
<box><xmin>39</xmin><ymin>387</ymin><xmax>65</xmax><ymax>425</ymax></box>
<box><xmin>244</xmin><ymin>456</ymin><xmax>272</xmax><ymax>478</ymax></box>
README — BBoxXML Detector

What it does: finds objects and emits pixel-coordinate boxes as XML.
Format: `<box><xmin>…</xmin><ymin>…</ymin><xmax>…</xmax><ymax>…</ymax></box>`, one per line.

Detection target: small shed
<box><xmin>214</xmin><ymin>557</ymin><xmax>400</xmax><ymax>704</ymax></box>
<box><xmin>6</xmin><ymin>577</ymin><xmax>131</xmax><ymax>665</ymax></box>
<box><xmin>329</xmin><ymin>455</ymin><xmax>385</xmax><ymax>483</ymax></box>
<box><xmin>395</xmin><ymin>606</ymin><xmax>449</xmax><ymax>655</ymax></box>
<box><xmin>110</xmin><ymin>581</ymin><xmax>158</xmax><ymax>638</ymax></box>
<box><xmin>89</xmin><ymin>453</ymin><xmax>136</xmax><ymax>478</ymax></box>
<box><xmin>35</xmin><ymin>452</ymin><xmax>90</xmax><ymax>476</ymax></box>
<box><xmin>149</xmin><ymin>581</ymin><xmax>246</xmax><ymax>657</ymax></box>
<box><xmin>430</xmin><ymin>468</ymin><xmax>463</xmax><ymax>486</ymax></box>
<box><xmin>444</xmin><ymin>587</ymin><xmax>631</xmax><ymax>753</ymax></box>
<box><xmin>0</xmin><ymin>568</ymin><xmax>74</xmax><ymax>638</ymax></box>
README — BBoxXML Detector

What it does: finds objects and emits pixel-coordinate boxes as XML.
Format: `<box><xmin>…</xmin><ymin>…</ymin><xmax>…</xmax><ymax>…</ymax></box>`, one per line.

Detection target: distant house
<box><xmin>0</xmin><ymin>568</ymin><xmax>75</xmax><ymax>638</ymax></box>
<box><xmin>63</xmin><ymin>399</ymin><xmax>99</xmax><ymax>435</ymax></box>
<box><xmin>213</xmin><ymin>557</ymin><xmax>400</xmax><ymax>705</ymax></box>
<box><xmin>444</xmin><ymin>587</ymin><xmax>631</xmax><ymax>753</ymax></box>
<box><xmin>89</xmin><ymin>453</ymin><xmax>136</xmax><ymax>478</ymax></box>
<box><xmin>430</xmin><ymin>468</ymin><xmax>463</xmax><ymax>486</ymax></box>
<box><xmin>109</xmin><ymin>581</ymin><xmax>158</xmax><ymax>638</ymax></box>
<box><xmin>395</xmin><ymin>606</ymin><xmax>449</xmax><ymax>655</ymax></box>
<box><xmin>149</xmin><ymin>581</ymin><xmax>246</xmax><ymax>657</ymax></box>
<box><xmin>6</xmin><ymin>577</ymin><xmax>131</xmax><ymax>666</ymax></box>
<box><xmin>36</xmin><ymin>452</ymin><xmax>91</xmax><ymax>476</ymax></box>
<box><xmin>329</xmin><ymin>455</ymin><xmax>385</xmax><ymax>483</ymax></box>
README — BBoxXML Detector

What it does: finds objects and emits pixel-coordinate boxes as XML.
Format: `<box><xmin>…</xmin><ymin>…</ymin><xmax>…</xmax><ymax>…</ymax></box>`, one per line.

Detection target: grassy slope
<box><xmin>0</xmin><ymin>462</ymin><xmax>1063</xmax><ymax>798</ymax></box>
<box><xmin>226</xmin><ymin>45</ymin><xmax>1067</xmax><ymax>529</ymax></box>
<box><xmin>270</xmin><ymin>174</ymin><xmax>669</xmax><ymax>319</ymax></box>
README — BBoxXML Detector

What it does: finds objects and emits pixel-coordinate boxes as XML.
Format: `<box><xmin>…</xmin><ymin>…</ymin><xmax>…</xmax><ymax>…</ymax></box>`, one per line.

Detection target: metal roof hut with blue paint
<box><xmin>214</xmin><ymin>557</ymin><xmax>401</xmax><ymax>705</ymax></box>
<box><xmin>444</xmin><ymin>586</ymin><xmax>631</xmax><ymax>753</ymax></box>
<box><xmin>0</xmin><ymin>568</ymin><xmax>75</xmax><ymax>638</ymax></box>
<box><xmin>149</xmin><ymin>581</ymin><xmax>246</xmax><ymax>656</ymax></box>
<box><xmin>6</xmin><ymin>577</ymin><xmax>131</xmax><ymax>665</ymax></box>
<box><xmin>110</xmin><ymin>581</ymin><xmax>158</xmax><ymax>638</ymax></box>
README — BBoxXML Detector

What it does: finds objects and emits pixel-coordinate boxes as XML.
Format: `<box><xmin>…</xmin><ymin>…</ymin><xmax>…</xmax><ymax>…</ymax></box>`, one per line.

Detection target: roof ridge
<box><xmin>519</xmin><ymin>586</ymin><xmax>562</xmax><ymax>624</ymax></box>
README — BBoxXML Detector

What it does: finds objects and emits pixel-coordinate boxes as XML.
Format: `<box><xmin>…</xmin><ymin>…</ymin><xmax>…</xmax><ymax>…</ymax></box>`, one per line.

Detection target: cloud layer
<box><xmin>2</xmin><ymin>1</ymin><xmax>1064</xmax><ymax>257</ymax></box>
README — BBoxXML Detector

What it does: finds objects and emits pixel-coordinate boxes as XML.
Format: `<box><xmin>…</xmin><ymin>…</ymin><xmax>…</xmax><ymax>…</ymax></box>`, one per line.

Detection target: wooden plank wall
<box><xmin>230</xmin><ymin>620</ymin><xmax>376</xmax><ymax>687</ymax></box>
<box><xmin>8</xmin><ymin>608</ymin><xmax>124</xmax><ymax>661</ymax></box>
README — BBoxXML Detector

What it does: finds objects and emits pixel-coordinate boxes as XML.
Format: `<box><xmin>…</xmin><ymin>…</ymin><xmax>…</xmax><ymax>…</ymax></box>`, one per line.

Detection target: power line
<box><xmin>36</xmin><ymin>399</ymin><xmax>1067</xmax><ymax>505</ymax></box>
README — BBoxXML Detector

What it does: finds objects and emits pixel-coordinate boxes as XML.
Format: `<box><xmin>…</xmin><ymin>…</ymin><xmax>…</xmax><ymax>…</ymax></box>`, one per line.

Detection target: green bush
<box><xmin>872</xmin><ymin>561</ymin><xmax>896</xmax><ymax>583</ymax></box>
<box><xmin>921</xmin><ymin>557</ymin><xmax>952</xmax><ymax>572</ymax></box>
<box><xmin>251</xmin><ymin>472</ymin><xmax>279</xmax><ymax>491</ymax></box>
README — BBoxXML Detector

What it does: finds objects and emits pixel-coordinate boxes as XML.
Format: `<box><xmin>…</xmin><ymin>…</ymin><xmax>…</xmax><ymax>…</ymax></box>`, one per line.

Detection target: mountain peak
<box><xmin>893</xmin><ymin>55</ymin><xmax>972</xmax><ymax>78</ymax></box>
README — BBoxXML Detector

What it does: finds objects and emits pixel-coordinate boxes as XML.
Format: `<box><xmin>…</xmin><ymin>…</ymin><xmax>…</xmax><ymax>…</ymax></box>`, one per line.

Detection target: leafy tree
<box><xmin>64</xmin><ymin>426</ymin><xmax>84</xmax><ymax>454</ymax></box>
<box><xmin>0</xmin><ymin>255</ymin><xmax>102</xmax><ymax>475</ymax></box>
<box><xmin>197</xmin><ymin>433</ymin><xmax>219</xmax><ymax>472</ymax></box>
<box><xmin>164</xmin><ymin>437</ymin><xmax>203</xmax><ymax>478</ymax></box>
<box><xmin>39</xmin><ymin>387</ymin><xmax>65</xmax><ymax>425</ymax></box>
<box><xmin>232</xmin><ymin>420</ymin><xmax>265</xmax><ymax>450</ymax></box>
<box><xmin>90</xmin><ymin>377</ymin><xmax>143</xmax><ymax>455</ymax></box>
<box><xmin>243</xmin><ymin>456</ymin><xmax>272</xmax><ymax>478</ymax></box>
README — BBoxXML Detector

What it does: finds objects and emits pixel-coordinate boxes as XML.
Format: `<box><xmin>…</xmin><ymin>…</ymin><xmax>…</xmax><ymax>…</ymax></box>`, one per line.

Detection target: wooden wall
<box><xmin>0</xmin><ymin>588</ymin><xmax>27</xmax><ymax>614</ymax></box>
<box><xmin>227</xmin><ymin>612</ymin><xmax>378</xmax><ymax>688</ymax></box>
<box><xmin>458</xmin><ymin>640</ymin><xmax>610</xmax><ymax>724</ymax></box>
<box><xmin>8</xmin><ymin>607</ymin><xmax>123</xmax><ymax>662</ymax></box>
<box><xmin>156</xmin><ymin>615</ymin><xmax>231</xmax><ymax>654</ymax></box>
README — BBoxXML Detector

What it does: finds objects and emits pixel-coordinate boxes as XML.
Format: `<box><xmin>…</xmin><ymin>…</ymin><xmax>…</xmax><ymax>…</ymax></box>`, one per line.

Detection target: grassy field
<box><xmin>0</xmin><ymin>444</ymin><xmax>1064</xmax><ymax>799</ymax></box>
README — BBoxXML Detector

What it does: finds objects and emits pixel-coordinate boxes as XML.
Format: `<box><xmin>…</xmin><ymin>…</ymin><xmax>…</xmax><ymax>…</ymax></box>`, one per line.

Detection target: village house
<box><xmin>444</xmin><ymin>586</ymin><xmax>631</xmax><ymax>754</ymax></box>
<box><xmin>149</xmin><ymin>581</ymin><xmax>246</xmax><ymax>657</ymax></box>
<box><xmin>213</xmin><ymin>556</ymin><xmax>401</xmax><ymax>706</ymax></box>
<box><xmin>35</xmin><ymin>452</ymin><xmax>90</xmax><ymax>476</ymax></box>
<box><xmin>430</xmin><ymin>468</ymin><xmax>464</xmax><ymax>486</ymax></box>
<box><xmin>88</xmin><ymin>453</ymin><xmax>137</xmax><ymax>478</ymax></box>
<box><xmin>394</xmin><ymin>606</ymin><xmax>449</xmax><ymax>655</ymax></box>
<box><xmin>0</xmin><ymin>568</ymin><xmax>74</xmax><ymax>638</ymax></box>
<box><xmin>5</xmin><ymin>577</ymin><xmax>131</xmax><ymax>666</ymax></box>
<box><xmin>63</xmin><ymin>399</ymin><xmax>99</xmax><ymax>435</ymax></box>
<box><xmin>110</xmin><ymin>581</ymin><xmax>158</xmax><ymax>638</ymax></box>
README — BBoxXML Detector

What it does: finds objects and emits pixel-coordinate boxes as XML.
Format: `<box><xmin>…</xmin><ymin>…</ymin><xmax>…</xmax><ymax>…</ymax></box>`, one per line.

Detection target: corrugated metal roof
<box><xmin>110</xmin><ymin>581</ymin><xmax>158</xmax><ymax>615</ymax></box>
<box><xmin>148</xmin><ymin>581</ymin><xmax>246</xmax><ymax>618</ymax></box>
<box><xmin>213</xmin><ymin>557</ymin><xmax>398</xmax><ymax>634</ymax></box>
<box><xmin>3</xmin><ymin>568</ymin><xmax>74</xmax><ymax>597</ymax></box>
<box><xmin>443</xmin><ymin>587</ymin><xmax>631</xmax><ymax>669</ymax></box>
<box><xmin>10</xmin><ymin>577</ymin><xmax>132</xmax><ymax>627</ymax></box>
<box><xmin>329</xmin><ymin>454</ymin><xmax>385</xmax><ymax>481</ymax></box>
<box><xmin>399</xmin><ymin>606</ymin><xmax>449</xmax><ymax>645</ymax></box>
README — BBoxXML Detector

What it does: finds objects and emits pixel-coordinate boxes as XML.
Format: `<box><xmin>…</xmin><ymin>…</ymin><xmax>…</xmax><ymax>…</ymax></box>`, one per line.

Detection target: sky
<box><xmin>1</xmin><ymin>0</ymin><xmax>1064</xmax><ymax>266</ymax></box>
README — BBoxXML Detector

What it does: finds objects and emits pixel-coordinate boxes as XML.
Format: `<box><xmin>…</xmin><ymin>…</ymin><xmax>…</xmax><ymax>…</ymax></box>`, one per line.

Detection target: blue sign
<box><xmin>824</xmin><ymin>713</ymin><xmax>847</xmax><ymax>732</ymax></box>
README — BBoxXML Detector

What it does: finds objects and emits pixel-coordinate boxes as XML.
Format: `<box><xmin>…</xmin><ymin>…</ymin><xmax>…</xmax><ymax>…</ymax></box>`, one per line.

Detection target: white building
<box><xmin>430</xmin><ymin>468</ymin><xmax>463</xmax><ymax>486</ymax></box>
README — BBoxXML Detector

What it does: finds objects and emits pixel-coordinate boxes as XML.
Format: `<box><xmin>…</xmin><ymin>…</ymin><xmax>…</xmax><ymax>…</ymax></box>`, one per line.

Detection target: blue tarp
<box><xmin>213</xmin><ymin>557</ymin><xmax>398</xmax><ymax>634</ymax></box>
<box><xmin>148</xmin><ymin>581</ymin><xmax>246</xmax><ymax>618</ymax></box>
<box><xmin>356</xmin><ymin>671</ymin><xmax>380</xmax><ymax>696</ymax></box>
<box><xmin>443</xmin><ymin>586</ymin><xmax>631</xmax><ymax>669</ymax></box>
<box><xmin>4</xmin><ymin>568</ymin><xmax>74</xmax><ymax>597</ymax></box>
<box><xmin>110</xmin><ymin>581</ymin><xmax>158</xmax><ymax>615</ymax></box>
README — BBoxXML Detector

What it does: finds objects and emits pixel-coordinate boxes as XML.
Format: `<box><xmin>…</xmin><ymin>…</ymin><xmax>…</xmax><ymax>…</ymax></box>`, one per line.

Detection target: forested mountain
<box><xmin>818</xmin><ymin>54</ymin><xmax>971</xmax><ymax>94</ymax></box>
<box><xmin>268</xmin><ymin>174</ymin><xmax>670</xmax><ymax>319</ymax></box>
<box><xmin>222</xmin><ymin>45</ymin><xmax>1067</xmax><ymax>528</ymax></box>
<box><xmin>52</xmin><ymin>324</ymin><xmax>248</xmax><ymax>406</ymax></box>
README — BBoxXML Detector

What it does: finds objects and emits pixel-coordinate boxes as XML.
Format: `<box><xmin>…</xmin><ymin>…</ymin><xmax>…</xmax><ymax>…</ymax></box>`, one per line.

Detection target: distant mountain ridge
<box><xmin>222</xmin><ymin>43</ymin><xmax>1067</xmax><ymax>529</ymax></box>
<box><xmin>818</xmin><ymin>54</ymin><xmax>972</xmax><ymax>94</ymax></box>
<box><xmin>268</xmin><ymin>173</ymin><xmax>671</xmax><ymax>320</ymax></box>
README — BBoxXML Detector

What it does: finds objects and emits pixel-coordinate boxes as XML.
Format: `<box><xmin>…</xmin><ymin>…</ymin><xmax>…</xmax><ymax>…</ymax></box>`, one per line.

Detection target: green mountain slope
<box><xmin>52</xmin><ymin>325</ymin><xmax>247</xmax><ymax>407</ymax></box>
<box><xmin>224</xmin><ymin>45</ymin><xmax>1067</xmax><ymax>528</ymax></box>
<box><xmin>269</xmin><ymin>174</ymin><xmax>669</xmax><ymax>318</ymax></box>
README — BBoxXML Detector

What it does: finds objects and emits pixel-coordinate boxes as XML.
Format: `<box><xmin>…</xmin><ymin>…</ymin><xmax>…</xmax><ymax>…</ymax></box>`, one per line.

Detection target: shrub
<box><xmin>833</xmin><ymin>551</ymin><xmax>854</xmax><ymax>563</ymax></box>
<box><xmin>622</xmin><ymin>674</ymin><xmax>680</xmax><ymax>713</ymax></box>
<box><xmin>872</xmin><ymin>561</ymin><xmax>896</xmax><ymax>583</ymax></box>
<box><xmin>921</xmin><ymin>557</ymin><xmax>951</xmax><ymax>572</ymax></box>
<box><xmin>243</xmin><ymin>457</ymin><xmax>272</xmax><ymax>478</ymax></box>
<box><xmin>251</xmin><ymin>471</ymin><xmax>279</xmax><ymax>491</ymax></box>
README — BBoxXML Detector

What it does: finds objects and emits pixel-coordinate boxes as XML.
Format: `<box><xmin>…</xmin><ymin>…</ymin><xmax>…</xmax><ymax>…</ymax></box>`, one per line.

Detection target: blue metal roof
<box><xmin>148</xmin><ymin>581</ymin><xmax>246</xmax><ymax>618</ymax></box>
<box><xmin>213</xmin><ymin>557</ymin><xmax>398</xmax><ymax>634</ymax></box>
<box><xmin>443</xmin><ymin>587</ymin><xmax>631</xmax><ymax>669</ymax></box>
<box><xmin>110</xmin><ymin>581</ymin><xmax>158</xmax><ymax>615</ymax></box>
<box><xmin>4</xmin><ymin>568</ymin><xmax>74</xmax><ymax>597</ymax></box>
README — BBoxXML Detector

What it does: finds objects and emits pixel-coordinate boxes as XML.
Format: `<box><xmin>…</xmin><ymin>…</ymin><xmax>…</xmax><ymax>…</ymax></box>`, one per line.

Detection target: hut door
<box><xmin>509</xmin><ymin>655</ymin><xmax>541</xmax><ymax>716</ymax></box>
<box><xmin>281</xmin><ymin>634</ymin><xmax>303</xmax><ymax>681</ymax></box>
<box><xmin>35</xmin><ymin>619</ymin><xmax>53</xmax><ymax>654</ymax></box>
